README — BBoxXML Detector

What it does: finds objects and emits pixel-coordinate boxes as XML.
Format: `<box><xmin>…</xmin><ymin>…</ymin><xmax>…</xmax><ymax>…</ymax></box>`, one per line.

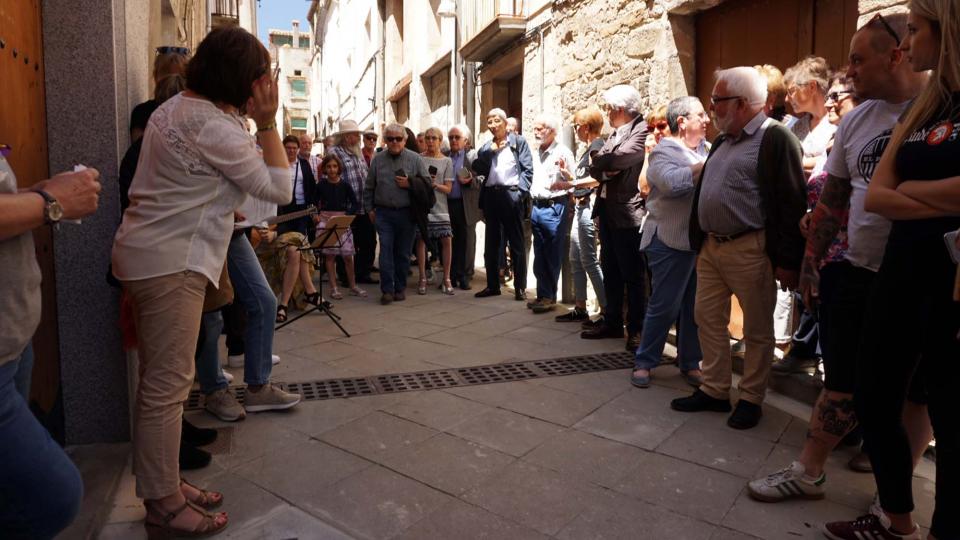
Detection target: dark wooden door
<box><xmin>0</xmin><ymin>1</ymin><xmax>62</xmax><ymax>434</ymax></box>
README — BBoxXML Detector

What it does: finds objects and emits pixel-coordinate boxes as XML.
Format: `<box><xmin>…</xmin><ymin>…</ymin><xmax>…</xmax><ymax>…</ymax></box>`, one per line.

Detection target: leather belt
<box><xmin>485</xmin><ymin>185</ymin><xmax>519</xmax><ymax>192</ymax></box>
<box><xmin>533</xmin><ymin>195</ymin><xmax>569</xmax><ymax>208</ymax></box>
<box><xmin>707</xmin><ymin>229</ymin><xmax>759</xmax><ymax>243</ymax></box>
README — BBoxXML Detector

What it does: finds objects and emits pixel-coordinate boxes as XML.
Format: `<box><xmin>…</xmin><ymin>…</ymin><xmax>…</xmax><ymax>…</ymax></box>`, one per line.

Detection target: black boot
<box><xmin>182</xmin><ymin>418</ymin><xmax>217</xmax><ymax>447</ymax></box>
<box><xmin>179</xmin><ymin>443</ymin><xmax>212</xmax><ymax>471</ymax></box>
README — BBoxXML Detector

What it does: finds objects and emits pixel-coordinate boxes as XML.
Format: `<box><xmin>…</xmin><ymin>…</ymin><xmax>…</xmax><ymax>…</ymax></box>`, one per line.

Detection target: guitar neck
<box><xmin>263</xmin><ymin>205</ymin><xmax>317</xmax><ymax>226</ymax></box>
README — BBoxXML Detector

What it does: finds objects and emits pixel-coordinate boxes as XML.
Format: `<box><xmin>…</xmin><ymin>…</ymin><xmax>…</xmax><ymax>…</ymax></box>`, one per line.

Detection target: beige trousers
<box><xmin>124</xmin><ymin>271</ymin><xmax>207</xmax><ymax>499</ymax></box>
<box><xmin>694</xmin><ymin>230</ymin><xmax>777</xmax><ymax>405</ymax></box>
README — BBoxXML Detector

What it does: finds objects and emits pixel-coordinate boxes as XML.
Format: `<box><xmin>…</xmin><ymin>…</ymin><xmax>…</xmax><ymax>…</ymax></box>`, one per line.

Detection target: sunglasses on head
<box><xmin>384</xmin><ymin>136</ymin><xmax>404</xmax><ymax>143</ymax></box>
<box><xmin>156</xmin><ymin>46</ymin><xmax>189</xmax><ymax>56</ymax></box>
<box><xmin>872</xmin><ymin>13</ymin><xmax>901</xmax><ymax>45</ymax></box>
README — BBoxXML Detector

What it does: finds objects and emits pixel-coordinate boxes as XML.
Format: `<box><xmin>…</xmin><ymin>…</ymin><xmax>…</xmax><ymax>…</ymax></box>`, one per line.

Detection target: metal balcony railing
<box><xmin>212</xmin><ymin>0</ymin><xmax>239</xmax><ymax>19</ymax></box>
<box><xmin>463</xmin><ymin>0</ymin><xmax>525</xmax><ymax>44</ymax></box>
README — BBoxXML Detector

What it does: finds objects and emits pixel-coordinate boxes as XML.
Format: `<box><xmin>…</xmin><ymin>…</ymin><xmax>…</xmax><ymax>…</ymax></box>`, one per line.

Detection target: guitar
<box><xmin>258</xmin><ymin>205</ymin><xmax>318</xmax><ymax>228</ymax></box>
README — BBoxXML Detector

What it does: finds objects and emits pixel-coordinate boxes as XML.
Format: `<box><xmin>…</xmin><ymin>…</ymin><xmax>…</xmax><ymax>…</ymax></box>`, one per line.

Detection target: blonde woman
<box><xmin>417</xmin><ymin>127</ymin><xmax>455</xmax><ymax>295</ymax></box>
<box><xmin>825</xmin><ymin>2</ymin><xmax>960</xmax><ymax>539</ymax></box>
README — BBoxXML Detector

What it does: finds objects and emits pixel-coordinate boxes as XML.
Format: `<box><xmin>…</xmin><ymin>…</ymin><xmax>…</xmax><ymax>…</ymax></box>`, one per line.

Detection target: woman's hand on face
<box><xmin>247</xmin><ymin>72</ymin><xmax>279</xmax><ymax>128</ymax></box>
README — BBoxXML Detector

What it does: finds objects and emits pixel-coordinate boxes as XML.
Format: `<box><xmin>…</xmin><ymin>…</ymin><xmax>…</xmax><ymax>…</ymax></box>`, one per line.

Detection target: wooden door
<box><xmin>0</xmin><ymin>1</ymin><xmax>62</xmax><ymax>435</ymax></box>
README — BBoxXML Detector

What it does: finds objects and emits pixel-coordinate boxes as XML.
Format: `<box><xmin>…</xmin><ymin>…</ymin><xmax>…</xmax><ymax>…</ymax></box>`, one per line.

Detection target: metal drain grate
<box><xmin>456</xmin><ymin>362</ymin><xmax>539</xmax><ymax>384</ymax></box>
<box><xmin>184</xmin><ymin>351</ymin><xmax>635</xmax><ymax>410</ymax></box>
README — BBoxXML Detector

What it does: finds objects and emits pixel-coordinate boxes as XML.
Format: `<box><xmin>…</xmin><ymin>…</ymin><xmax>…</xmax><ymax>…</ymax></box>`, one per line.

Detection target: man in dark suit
<box><xmin>471</xmin><ymin>108</ymin><xmax>535</xmax><ymax>301</ymax></box>
<box><xmin>278</xmin><ymin>135</ymin><xmax>318</xmax><ymax>241</ymax></box>
<box><xmin>584</xmin><ymin>85</ymin><xmax>650</xmax><ymax>352</ymax></box>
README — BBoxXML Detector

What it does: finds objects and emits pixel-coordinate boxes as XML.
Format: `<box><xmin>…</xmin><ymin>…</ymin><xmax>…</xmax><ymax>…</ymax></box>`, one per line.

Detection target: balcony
<box><xmin>211</xmin><ymin>0</ymin><xmax>239</xmax><ymax>29</ymax></box>
<box><xmin>460</xmin><ymin>0</ymin><xmax>527</xmax><ymax>62</ymax></box>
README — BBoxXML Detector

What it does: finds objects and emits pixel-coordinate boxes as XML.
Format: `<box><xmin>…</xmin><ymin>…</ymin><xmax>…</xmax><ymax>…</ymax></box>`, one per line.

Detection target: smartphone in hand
<box><xmin>394</xmin><ymin>168</ymin><xmax>406</xmax><ymax>177</ymax></box>
<box><xmin>428</xmin><ymin>165</ymin><xmax>438</xmax><ymax>176</ymax></box>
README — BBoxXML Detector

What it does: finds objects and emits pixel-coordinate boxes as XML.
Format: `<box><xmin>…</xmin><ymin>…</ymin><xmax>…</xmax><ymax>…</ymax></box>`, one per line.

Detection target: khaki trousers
<box><xmin>124</xmin><ymin>271</ymin><xmax>207</xmax><ymax>499</ymax></box>
<box><xmin>694</xmin><ymin>230</ymin><xmax>776</xmax><ymax>405</ymax></box>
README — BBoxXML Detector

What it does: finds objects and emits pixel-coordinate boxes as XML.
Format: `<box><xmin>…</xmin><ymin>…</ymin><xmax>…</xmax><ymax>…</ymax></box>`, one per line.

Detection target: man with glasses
<box><xmin>363</xmin><ymin>124</ymin><xmax>431</xmax><ymax>304</ymax></box>
<box><xmin>583</xmin><ymin>85</ymin><xmax>649</xmax><ymax>352</ymax></box>
<box><xmin>670</xmin><ymin>66</ymin><xmax>806</xmax><ymax>430</ymax></box>
<box><xmin>527</xmin><ymin>115</ymin><xmax>575</xmax><ymax>313</ymax></box>
<box><xmin>446</xmin><ymin>124</ymin><xmax>480</xmax><ymax>289</ymax></box>
<box><xmin>472</xmin><ymin>108</ymin><xmax>535</xmax><ymax>300</ymax></box>
<box><xmin>362</xmin><ymin>130</ymin><xmax>378</xmax><ymax>166</ymax></box>
<box><xmin>328</xmin><ymin>120</ymin><xmax>377</xmax><ymax>284</ymax></box>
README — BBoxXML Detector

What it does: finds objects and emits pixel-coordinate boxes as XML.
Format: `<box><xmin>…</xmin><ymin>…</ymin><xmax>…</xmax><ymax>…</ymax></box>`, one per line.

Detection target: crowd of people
<box><xmin>1</xmin><ymin>0</ymin><xmax>958</xmax><ymax>538</ymax></box>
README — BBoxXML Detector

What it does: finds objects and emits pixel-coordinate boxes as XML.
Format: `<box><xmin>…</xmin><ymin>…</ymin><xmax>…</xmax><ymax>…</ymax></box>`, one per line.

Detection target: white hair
<box><xmin>487</xmin><ymin>108</ymin><xmax>508</xmax><ymax>121</ymax></box>
<box><xmin>384</xmin><ymin>123</ymin><xmax>407</xmax><ymax>136</ymax></box>
<box><xmin>602</xmin><ymin>85</ymin><xmax>643</xmax><ymax>117</ymax></box>
<box><xmin>534</xmin><ymin>114</ymin><xmax>561</xmax><ymax>132</ymax></box>
<box><xmin>715</xmin><ymin>67</ymin><xmax>768</xmax><ymax>107</ymax></box>
<box><xmin>449</xmin><ymin>123</ymin><xmax>472</xmax><ymax>141</ymax></box>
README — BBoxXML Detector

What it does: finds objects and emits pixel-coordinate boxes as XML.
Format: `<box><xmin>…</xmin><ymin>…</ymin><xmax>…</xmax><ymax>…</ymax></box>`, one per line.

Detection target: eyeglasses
<box><xmin>654</xmin><ymin>121</ymin><xmax>668</xmax><ymax>131</ymax></box>
<box><xmin>156</xmin><ymin>46</ymin><xmax>189</xmax><ymax>56</ymax></box>
<box><xmin>424</xmin><ymin>135</ymin><xmax>440</xmax><ymax>141</ymax></box>
<box><xmin>384</xmin><ymin>136</ymin><xmax>404</xmax><ymax>143</ymax></box>
<box><xmin>872</xmin><ymin>13</ymin><xmax>901</xmax><ymax>45</ymax></box>
<box><xmin>825</xmin><ymin>91</ymin><xmax>852</xmax><ymax>104</ymax></box>
<box><xmin>710</xmin><ymin>95</ymin><xmax>742</xmax><ymax>106</ymax></box>
<box><xmin>363</xmin><ymin>134</ymin><xmax>377</xmax><ymax>140</ymax></box>
<box><xmin>448</xmin><ymin>134</ymin><xmax>463</xmax><ymax>140</ymax></box>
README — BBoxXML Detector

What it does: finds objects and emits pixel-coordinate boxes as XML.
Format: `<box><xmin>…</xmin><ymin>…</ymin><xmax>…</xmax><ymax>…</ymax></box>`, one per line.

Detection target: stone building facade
<box><xmin>306</xmin><ymin>0</ymin><xmax>905</xmax><ymax>148</ymax></box>
<box><xmin>268</xmin><ymin>21</ymin><xmax>314</xmax><ymax>136</ymax></box>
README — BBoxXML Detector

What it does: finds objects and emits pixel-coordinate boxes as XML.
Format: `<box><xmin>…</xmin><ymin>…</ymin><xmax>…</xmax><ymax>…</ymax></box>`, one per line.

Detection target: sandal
<box><xmin>144</xmin><ymin>499</ymin><xmax>228</xmax><ymax>539</ymax></box>
<box><xmin>180</xmin><ymin>477</ymin><xmax>223</xmax><ymax>509</ymax></box>
<box><xmin>349</xmin><ymin>287</ymin><xmax>367</xmax><ymax>297</ymax></box>
<box><xmin>329</xmin><ymin>288</ymin><xmax>343</xmax><ymax>300</ymax></box>
<box><xmin>303</xmin><ymin>292</ymin><xmax>321</xmax><ymax>306</ymax></box>
<box><xmin>417</xmin><ymin>278</ymin><xmax>428</xmax><ymax>295</ymax></box>
<box><xmin>442</xmin><ymin>280</ymin><xmax>455</xmax><ymax>295</ymax></box>
<box><xmin>276</xmin><ymin>305</ymin><xmax>287</xmax><ymax>323</ymax></box>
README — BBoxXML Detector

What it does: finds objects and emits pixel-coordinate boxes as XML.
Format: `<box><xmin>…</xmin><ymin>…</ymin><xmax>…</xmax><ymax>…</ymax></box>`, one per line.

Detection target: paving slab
<box><xmin>721</xmin><ymin>488</ymin><xmax>858</xmax><ymax>539</ymax></box>
<box><xmin>573</xmin><ymin>386</ymin><xmax>691</xmax><ymax>450</ymax></box>
<box><xmin>461</xmin><ymin>461</ymin><xmax>616</xmax><ymax>536</ymax></box>
<box><xmin>318</xmin><ymin>411</ymin><xmax>438</xmax><ymax>462</ymax></box>
<box><xmin>378</xmin><ymin>433</ymin><xmax>515</xmax><ymax>495</ymax></box>
<box><xmin>681</xmin><ymin>400</ymin><xmax>793</xmax><ymax>444</ymax></box>
<box><xmin>555</xmin><ymin>494</ymin><xmax>718</xmax><ymax>539</ymax></box>
<box><xmin>222</xmin><ymin>504</ymin><xmax>353</xmax><ymax>539</ymax></box>
<box><xmin>446</xmin><ymin>408</ymin><xmax>566</xmax><ymax>457</ymax></box>
<box><xmin>657</xmin><ymin>423</ymin><xmax>776</xmax><ymax>478</ymax></box>
<box><xmin>381</xmin><ymin>390</ymin><xmax>493</xmax><ymax>431</ymax></box>
<box><xmin>302</xmin><ymin>464</ymin><xmax>453</xmax><ymax>539</ymax></box>
<box><xmin>613</xmin><ymin>451</ymin><xmax>746</xmax><ymax>524</ymax></box>
<box><xmin>522</xmin><ymin>429</ymin><xmax>648</xmax><ymax>488</ymax></box>
<box><xmin>394</xmin><ymin>499</ymin><xmax>548</xmax><ymax>540</ymax></box>
<box><xmin>530</xmin><ymin>368</ymin><xmax>633</xmax><ymax>402</ymax></box>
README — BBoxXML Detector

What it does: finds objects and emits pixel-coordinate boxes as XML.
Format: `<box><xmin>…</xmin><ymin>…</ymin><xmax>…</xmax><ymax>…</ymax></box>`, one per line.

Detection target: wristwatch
<box><xmin>34</xmin><ymin>189</ymin><xmax>64</xmax><ymax>225</ymax></box>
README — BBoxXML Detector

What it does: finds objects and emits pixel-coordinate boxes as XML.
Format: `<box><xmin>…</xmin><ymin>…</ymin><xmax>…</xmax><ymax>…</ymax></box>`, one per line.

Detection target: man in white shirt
<box><xmin>528</xmin><ymin>114</ymin><xmax>575</xmax><ymax>313</ymax></box>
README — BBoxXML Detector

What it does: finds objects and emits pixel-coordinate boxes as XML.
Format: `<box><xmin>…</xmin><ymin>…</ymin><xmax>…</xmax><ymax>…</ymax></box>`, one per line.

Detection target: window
<box><xmin>298</xmin><ymin>37</ymin><xmax>310</xmax><ymax>48</ymax></box>
<box><xmin>294</xmin><ymin>70</ymin><xmax>302</xmax><ymax>76</ymax></box>
<box><xmin>271</xmin><ymin>34</ymin><xmax>292</xmax><ymax>47</ymax></box>
<box><xmin>291</xmin><ymin>79</ymin><xmax>307</xmax><ymax>98</ymax></box>
<box><xmin>291</xmin><ymin>118</ymin><xmax>308</xmax><ymax>130</ymax></box>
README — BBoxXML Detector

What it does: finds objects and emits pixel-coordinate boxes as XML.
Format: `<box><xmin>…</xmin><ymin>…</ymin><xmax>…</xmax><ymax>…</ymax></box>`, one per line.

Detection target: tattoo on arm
<box><xmin>806</xmin><ymin>175</ymin><xmax>852</xmax><ymax>261</ymax></box>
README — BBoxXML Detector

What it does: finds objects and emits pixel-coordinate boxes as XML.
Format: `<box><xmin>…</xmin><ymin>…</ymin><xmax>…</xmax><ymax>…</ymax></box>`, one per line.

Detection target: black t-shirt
<box><xmin>573</xmin><ymin>137</ymin><xmax>605</xmax><ymax>198</ymax></box>
<box><xmin>316</xmin><ymin>179</ymin><xmax>359</xmax><ymax>213</ymax></box>
<box><xmin>892</xmin><ymin>92</ymin><xmax>960</xmax><ymax>239</ymax></box>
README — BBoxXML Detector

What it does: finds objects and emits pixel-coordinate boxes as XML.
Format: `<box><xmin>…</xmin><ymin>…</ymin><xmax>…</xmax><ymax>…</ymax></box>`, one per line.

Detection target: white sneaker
<box><xmin>226</xmin><ymin>354</ymin><xmax>280</xmax><ymax>368</ymax></box>
<box><xmin>747</xmin><ymin>461</ymin><xmax>826</xmax><ymax>502</ymax></box>
<box><xmin>222</xmin><ymin>370</ymin><xmax>234</xmax><ymax>383</ymax></box>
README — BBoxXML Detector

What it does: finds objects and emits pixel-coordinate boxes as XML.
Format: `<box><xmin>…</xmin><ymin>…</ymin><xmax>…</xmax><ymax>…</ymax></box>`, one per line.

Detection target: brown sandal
<box><xmin>144</xmin><ymin>499</ymin><xmax>228</xmax><ymax>539</ymax></box>
<box><xmin>180</xmin><ymin>477</ymin><xmax>223</xmax><ymax>509</ymax></box>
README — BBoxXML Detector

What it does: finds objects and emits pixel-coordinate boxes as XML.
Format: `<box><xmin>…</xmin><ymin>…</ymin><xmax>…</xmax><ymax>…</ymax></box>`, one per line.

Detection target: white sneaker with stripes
<box><xmin>747</xmin><ymin>461</ymin><xmax>826</xmax><ymax>502</ymax></box>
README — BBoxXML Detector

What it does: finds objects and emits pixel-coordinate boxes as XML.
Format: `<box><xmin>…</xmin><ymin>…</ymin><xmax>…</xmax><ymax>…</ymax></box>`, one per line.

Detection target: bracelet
<box><xmin>256</xmin><ymin>121</ymin><xmax>277</xmax><ymax>133</ymax></box>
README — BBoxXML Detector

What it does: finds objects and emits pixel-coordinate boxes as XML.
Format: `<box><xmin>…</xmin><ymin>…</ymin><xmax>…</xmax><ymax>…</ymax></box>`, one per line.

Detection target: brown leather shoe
<box><xmin>625</xmin><ymin>332</ymin><xmax>641</xmax><ymax>351</ymax></box>
<box><xmin>580</xmin><ymin>324</ymin><xmax>624</xmax><ymax>340</ymax></box>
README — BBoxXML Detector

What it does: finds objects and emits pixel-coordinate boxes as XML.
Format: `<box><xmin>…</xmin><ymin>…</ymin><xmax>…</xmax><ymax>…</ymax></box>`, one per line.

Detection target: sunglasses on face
<box><xmin>710</xmin><ymin>95</ymin><xmax>742</xmax><ymax>106</ymax></box>
<box><xmin>449</xmin><ymin>134</ymin><xmax>463</xmax><ymax>140</ymax></box>
<box><xmin>424</xmin><ymin>135</ymin><xmax>440</xmax><ymax>141</ymax></box>
<box><xmin>363</xmin><ymin>135</ymin><xmax>377</xmax><ymax>140</ymax></box>
<box><xmin>384</xmin><ymin>136</ymin><xmax>404</xmax><ymax>143</ymax></box>
<box><xmin>826</xmin><ymin>91</ymin><xmax>852</xmax><ymax>104</ymax></box>
<box><xmin>654</xmin><ymin>121</ymin><xmax>668</xmax><ymax>130</ymax></box>
<box><xmin>156</xmin><ymin>46</ymin><xmax>189</xmax><ymax>56</ymax></box>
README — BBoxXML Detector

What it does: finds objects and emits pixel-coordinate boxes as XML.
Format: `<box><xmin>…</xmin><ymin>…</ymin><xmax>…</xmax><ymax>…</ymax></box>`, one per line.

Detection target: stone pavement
<box><xmin>91</xmin><ymin>278</ymin><xmax>936</xmax><ymax>540</ymax></box>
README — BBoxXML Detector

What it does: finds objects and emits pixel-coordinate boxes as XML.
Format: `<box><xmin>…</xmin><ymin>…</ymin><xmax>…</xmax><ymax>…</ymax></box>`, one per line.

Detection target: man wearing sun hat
<box><xmin>327</xmin><ymin>120</ymin><xmax>377</xmax><ymax>284</ymax></box>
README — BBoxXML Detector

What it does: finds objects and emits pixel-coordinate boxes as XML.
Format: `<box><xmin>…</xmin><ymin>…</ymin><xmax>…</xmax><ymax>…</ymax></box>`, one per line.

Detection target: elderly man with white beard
<box><xmin>327</xmin><ymin>120</ymin><xmax>377</xmax><ymax>284</ymax></box>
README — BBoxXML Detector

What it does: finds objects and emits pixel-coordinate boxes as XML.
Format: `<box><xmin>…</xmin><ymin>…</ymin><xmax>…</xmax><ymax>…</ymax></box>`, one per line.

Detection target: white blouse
<box><xmin>112</xmin><ymin>93</ymin><xmax>291</xmax><ymax>285</ymax></box>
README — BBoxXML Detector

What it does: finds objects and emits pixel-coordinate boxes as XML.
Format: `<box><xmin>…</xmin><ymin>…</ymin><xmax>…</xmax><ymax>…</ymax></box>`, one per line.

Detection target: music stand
<box><xmin>275</xmin><ymin>215</ymin><xmax>355</xmax><ymax>337</ymax></box>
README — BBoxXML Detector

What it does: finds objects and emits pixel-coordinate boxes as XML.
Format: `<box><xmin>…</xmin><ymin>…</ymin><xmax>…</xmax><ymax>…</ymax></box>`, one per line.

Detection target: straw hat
<box><xmin>332</xmin><ymin>119</ymin><xmax>362</xmax><ymax>138</ymax></box>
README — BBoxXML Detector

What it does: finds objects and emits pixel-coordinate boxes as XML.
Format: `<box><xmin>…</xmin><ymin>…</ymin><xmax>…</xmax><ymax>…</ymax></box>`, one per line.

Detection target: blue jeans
<box><xmin>226</xmin><ymin>233</ymin><xmax>275</xmax><ymax>386</ymax></box>
<box><xmin>570</xmin><ymin>200</ymin><xmax>605</xmax><ymax>308</ymax></box>
<box><xmin>375</xmin><ymin>207</ymin><xmax>416</xmax><ymax>294</ymax></box>
<box><xmin>634</xmin><ymin>234</ymin><xmax>702</xmax><ymax>371</ymax></box>
<box><xmin>0</xmin><ymin>355</ymin><xmax>83</xmax><ymax>539</ymax></box>
<box><xmin>195</xmin><ymin>311</ymin><xmax>229</xmax><ymax>395</ymax></box>
<box><xmin>531</xmin><ymin>201</ymin><xmax>570</xmax><ymax>300</ymax></box>
<box><xmin>13</xmin><ymin>344</ymin><xmax>33</xmax><ymax>400</ymax></box>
